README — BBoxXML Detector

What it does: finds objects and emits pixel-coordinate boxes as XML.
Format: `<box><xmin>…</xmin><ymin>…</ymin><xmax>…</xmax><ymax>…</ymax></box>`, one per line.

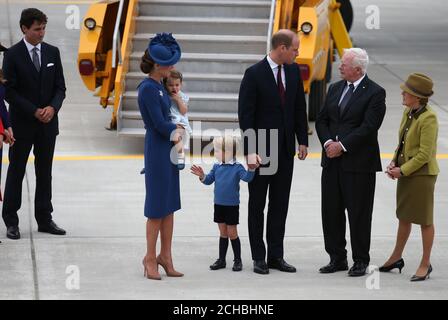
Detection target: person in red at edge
<box><xmin>1</xmin><ymin>42</ymin><xmax>17</xmax><ymax>243</ymax></box>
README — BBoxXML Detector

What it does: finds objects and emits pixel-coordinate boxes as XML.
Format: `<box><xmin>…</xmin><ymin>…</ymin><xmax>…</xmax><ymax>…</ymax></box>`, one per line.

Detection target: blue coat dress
<box><xmin>138</xmin><ymin>78</ymin><xmax>181</xmax><ymax>218</ymax></box>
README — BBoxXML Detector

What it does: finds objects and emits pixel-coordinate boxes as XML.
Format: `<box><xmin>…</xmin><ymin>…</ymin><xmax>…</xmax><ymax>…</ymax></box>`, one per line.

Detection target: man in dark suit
<box><xmin>238</xmin><ymin>30</ymin><xmax>308</xmax><ymax>275</ymax></box>
<box><xmin>2</xmin><ymin>8</ymin><xmax>66</xmax><ymax>239</ymax></box>
<box><xmin>316</xmin><ymin>48</ymin><xmax>386</xmax><ymax>276</ymax></box>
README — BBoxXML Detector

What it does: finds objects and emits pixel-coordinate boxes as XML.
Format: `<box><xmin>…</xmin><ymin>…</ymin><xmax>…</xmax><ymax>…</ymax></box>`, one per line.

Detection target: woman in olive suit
<box><xmin>381</xmin><ymin>73</ymin><xmax>439</xmax><ymax>282</ymax></box>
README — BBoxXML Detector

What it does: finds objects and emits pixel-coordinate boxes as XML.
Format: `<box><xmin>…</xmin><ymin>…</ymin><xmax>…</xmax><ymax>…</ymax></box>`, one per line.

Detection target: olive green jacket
<box><xmin>393</xmin><ymin>105</ymin><xmax>439</xmax><ymax>176</ymax></box>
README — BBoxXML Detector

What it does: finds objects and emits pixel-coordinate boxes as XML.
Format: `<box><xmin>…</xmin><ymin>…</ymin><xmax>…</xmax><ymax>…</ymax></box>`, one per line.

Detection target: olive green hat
<box><xmin>400</xmin><ymin>73</ymin><xmax>434</xmax><ymax>99</ymax></box>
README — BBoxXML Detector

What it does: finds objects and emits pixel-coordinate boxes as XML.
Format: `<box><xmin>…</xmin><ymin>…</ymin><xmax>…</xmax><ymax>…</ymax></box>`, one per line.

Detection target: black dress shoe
<box><xmin>410</xmin><ymin>265</ymin><xmax>432</xmax><ymax>282</ymax></box>
<box><xmin>348</xmin><ymin>262</ymin><xmax>369</xmax><ymax>277</ymax></box>
<box><xmin>268</xmin><ymin>258</ymin><xmax>296</xmax><ymax>273</ymax></box>
<box><xmin>253</xmin><ymin>260</ymin><xmax>269</xmax><ymax>275</ymax></box>
<box><xmin>232</xmin><ymin>259</ymin><xmax>242</xmax><ymax>272</ymax></box>
<box><xmin>38</xmin><ymin>221</ymin><xmax>66</xmax><ymax>235</ymax></box>
<box><xmin>319</xmin><ymin>259</ymin><xmax>349</xmax><ymax>274</ymax></box>
<box><xmin>210</xmin><ymin>259</ymin><xmax>226</xmax><ymax>270</ymax></box>
<box><xmin>379</xmin><ymin>258</ymin><xmax>405</xmax><ymax>273</ymax></box>
<box><xmin>7</xmin><ymin>226</ymin><xmax>21</xmax><ymax>240</ymax></box>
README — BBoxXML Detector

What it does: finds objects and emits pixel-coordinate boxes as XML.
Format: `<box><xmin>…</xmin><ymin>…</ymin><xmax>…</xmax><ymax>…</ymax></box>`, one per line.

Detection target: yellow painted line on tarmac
<box><xmin>293</xmin><ymin>153</ymin><xmax>447</xmax><ymax>159</ymax></box>
<box><xmin>299</xmin><ymin>153</ymin><xmax>448</xmax><ymax>160</ymax></box>
<box><xmin>2</xmin><ymin>153</ymin><xmax>448</xmax><ymax>163</ymax></box>
<box><xmin>53</xmin><ymin>155</ymin><xmax>144</xmax><ymax>161</ymax></box>
<box><xmin>305</xmin><ymin>153</ymin><xmax>448</xmax><ymax>160</ymax></box>
<box><xmin>382</xmin><ymin>153</ymin><xmax>448</xmax><ymax>160</ymax></box>
<box><xmin>1</xmin><ymin>155</ymin><xmax>143</xmax><ymax>164</ymax></box>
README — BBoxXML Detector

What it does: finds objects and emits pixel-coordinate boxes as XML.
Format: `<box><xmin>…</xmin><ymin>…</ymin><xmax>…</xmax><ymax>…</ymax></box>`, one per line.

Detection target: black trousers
<box><xmin>321</xmin><ymin>158</ymin><xmax>376</xmax><ymax>264</ymax></box>
<box><xmin>248</xmin><ymin>146</ymin><xmax>294</xmax><ymax>261</ymax></box>
<box><xmin>2</xmin><ymin>132</ymin><xmax>56</xmax><ymax>227</ymax></box>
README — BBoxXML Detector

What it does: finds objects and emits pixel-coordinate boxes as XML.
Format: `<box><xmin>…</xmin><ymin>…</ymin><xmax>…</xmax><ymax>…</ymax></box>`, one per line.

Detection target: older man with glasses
<box><xmin>316</xmin><ymin>48</ymin><xmax>386</xmax><ymax>277</ymax></box>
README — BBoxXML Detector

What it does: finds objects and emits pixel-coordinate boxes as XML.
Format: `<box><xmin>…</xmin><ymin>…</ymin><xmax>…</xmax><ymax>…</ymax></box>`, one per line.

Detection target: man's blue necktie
<box><xmin>339</xmin><ymin>83</ymin><xmax>354</xmax><ymax>113</ymax></box>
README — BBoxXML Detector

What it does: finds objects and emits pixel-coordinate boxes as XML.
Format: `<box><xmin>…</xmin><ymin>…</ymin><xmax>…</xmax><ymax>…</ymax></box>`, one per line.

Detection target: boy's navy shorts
<box><xmin>214</xmin><ymin>204</ymin><xmax>239</xmax><ymax>225</ymax></box>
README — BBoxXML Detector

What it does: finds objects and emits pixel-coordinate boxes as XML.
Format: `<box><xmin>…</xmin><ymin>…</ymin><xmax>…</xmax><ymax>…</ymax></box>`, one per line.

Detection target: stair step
<box><xmin>129</xmin><ymin>52</ymin><xmax>264</xmax><ymax>73</ymax></box>
<box><xmin>121</xmin><ymin>110</ymin><xmax>238</xmax><ymax>122</ymax></box>
<box><xmin>118</xmin><ymin>112</ymin><xmax>239</xmax><ymax>138</ymax></box>
<box><xmin>131</xmin><ymin>52</ymin><xmax>264</xmax><ymax>62</ymax></box>
<box><xmin>126</xmin><ymin>72</ymin><xmax>243</xmax><ymax>81</ymax></box>
<box><xmin>135</xmin><ymin>16</ymin><xmax>269</xmax><ymax>36</ymax></box>
<box><xmin>117</xmin><ymin>128</ymin><xmax>145</xmax><ymax>137</ymax></box>
<box><xmin>122</xmin><ymin>90</ymin><xmax>238</xmax><ymax>113</ymax></box>
<box><xmin>118</xmin><ymin>122</ymin><xmax>240</xmax><ymax>138</ymax></box>
<box><xmin>133</xmin><ymin>33</ymin><xmax>266</xmax><ymax>54</ymax></box>
<box><xmin>125</xmin><ymin>72</ymin><xmax>243</xmax><ymax>93</ymax></box>
<box><xmin>121</xmin><ymin>110</ymin><xmax>143</xmax><ymax>120</ymax></box>
<box><xmin>124</xmin><ymin>91</ymin><xmax>238</xmax><ymax>99</ymax></box>
<box><xmin>139</xmin><ymin>0</ymin><xmax>271</xmax><ymax>19</ymax></box>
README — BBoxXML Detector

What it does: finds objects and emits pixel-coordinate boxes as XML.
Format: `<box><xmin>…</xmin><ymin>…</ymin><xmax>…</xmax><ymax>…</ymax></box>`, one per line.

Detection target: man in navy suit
<box><xmin>316</xmin><ymin>48</ymin><xmax>386</xmax><ymax>277</ymax></box>
<box><xmin>2</xmin><ymin>8</ymin><xmax>66</xmax><ymax>239</ymax></box>
<box><xmin>238</xmin><ymin>30</ymin><xmax>308</xmax><ymax>274</ymax></box>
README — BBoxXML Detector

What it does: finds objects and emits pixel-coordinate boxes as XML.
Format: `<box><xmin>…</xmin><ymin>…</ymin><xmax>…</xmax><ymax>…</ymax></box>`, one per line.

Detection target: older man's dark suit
<box><xmin>238</xmin><ymin>57</ymin><xmax>308</xmax><ymax>261</ymax></box>
<box><xmin>2</xmin><ymin>40</ymin><xmax>65</xmax><ymax>228</ymax></box>
<box><xmin>315</xmin><ymin>75</ymin><xmax>386</xmax><ymax>264</ymax></box>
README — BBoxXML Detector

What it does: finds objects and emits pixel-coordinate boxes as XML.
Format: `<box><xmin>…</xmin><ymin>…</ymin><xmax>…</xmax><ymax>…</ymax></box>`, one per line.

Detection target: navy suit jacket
<box><xmin>315</xmin><ymin>75</ymin><xmax>386</xmax><ymax>173</ymax></box>
<box><xmin>238</xmin><ymin>57</ymin><xmax>308</xmax><ymax>157</ymax></box>
<box><xmin>2</xmin><ymin>40</ymin><xmax>66</xmax><ymax>139</ymax></box>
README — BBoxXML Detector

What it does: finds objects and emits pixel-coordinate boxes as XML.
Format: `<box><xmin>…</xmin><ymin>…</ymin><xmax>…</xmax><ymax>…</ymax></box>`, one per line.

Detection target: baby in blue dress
<box><xmin>164</xmin><ymin>70</ymin><xmax>192</xmax><ymax>169</ymax></box>
<box><xmin>191</xmin><ymin>135</ymin><xmax>257</xmax><ymax>272</ymax></box>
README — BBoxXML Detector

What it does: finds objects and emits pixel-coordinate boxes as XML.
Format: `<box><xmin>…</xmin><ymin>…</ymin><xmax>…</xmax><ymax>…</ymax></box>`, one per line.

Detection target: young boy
<box><xmin>191</xmin><ymin>135</ymin><xmax>257</xmax><ymax>271</ymax></box>
<box><xmin>164</xmin><ymin>70</ymin><xmax>192</xmax><ymax>170</ymax></box>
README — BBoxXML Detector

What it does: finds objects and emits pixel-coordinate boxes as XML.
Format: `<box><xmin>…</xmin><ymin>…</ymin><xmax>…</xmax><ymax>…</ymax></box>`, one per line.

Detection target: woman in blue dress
<box><xmin>139</xmin><ymin>34</ymin><xmax>184</xmax><ymax>280</ymax></box>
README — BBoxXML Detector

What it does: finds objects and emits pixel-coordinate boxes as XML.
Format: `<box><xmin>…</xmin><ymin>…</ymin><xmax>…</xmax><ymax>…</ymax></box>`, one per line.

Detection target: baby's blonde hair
<box><xmin>213</xmin><ymin>135</ymin><xmax>238</xmax><ymax>160</ymax></box>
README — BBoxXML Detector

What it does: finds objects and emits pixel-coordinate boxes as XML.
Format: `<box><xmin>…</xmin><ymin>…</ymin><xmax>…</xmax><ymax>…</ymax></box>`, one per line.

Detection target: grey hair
<box><xmin>343</xmin><ymin>48</ymin><xmax>369</xmax><ymax>74</ymax></box>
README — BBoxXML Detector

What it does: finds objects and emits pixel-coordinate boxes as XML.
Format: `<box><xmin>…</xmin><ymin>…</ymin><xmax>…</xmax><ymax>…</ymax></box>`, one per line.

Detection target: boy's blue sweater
<box><xmin>202</xmin><ymin>162</ymin><xmax>255</xmax><ymax>206</ymax></box>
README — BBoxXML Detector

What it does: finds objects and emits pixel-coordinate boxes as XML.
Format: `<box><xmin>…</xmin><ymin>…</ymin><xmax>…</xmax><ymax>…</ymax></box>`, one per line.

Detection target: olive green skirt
<box><xmin>396</xmin><ymin>175</ymin><xmax>437</xmax><ymax>225</ymax></box>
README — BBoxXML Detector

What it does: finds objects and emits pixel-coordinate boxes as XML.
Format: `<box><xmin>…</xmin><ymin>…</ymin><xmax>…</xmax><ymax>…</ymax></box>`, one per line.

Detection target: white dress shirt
<box><xmin>324</xmin><ymin>74</ymin><xmax>367</xmax><ymax>152</ymax></box>
<box><xmin>23</xmin><ymin>38</ymin><xmax>41</xmax><ymax>65</ymax></box>
<box><xmin>267</xmin><ymin>54</ymin><xmax>286</xmax><ymax>89</ymax></box>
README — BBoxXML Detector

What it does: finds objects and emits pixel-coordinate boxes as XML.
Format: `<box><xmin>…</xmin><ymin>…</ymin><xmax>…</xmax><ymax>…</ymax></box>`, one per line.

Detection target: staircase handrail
<box><xmin>267</xmin><ymin>0</ymin><xmax>277</xmax><ymax>53</ymax></box>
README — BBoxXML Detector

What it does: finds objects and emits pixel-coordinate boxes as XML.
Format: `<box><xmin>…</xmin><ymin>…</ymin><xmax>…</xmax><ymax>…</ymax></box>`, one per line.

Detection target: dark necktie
<box><xmin>32</xmin><ymin>47</ymin><xmax>40</xmax><ymax>72</ymax></box>
<box><xmin>277</xmin><ymin>64</ymin><xmax>285</xmax><ymax>106</ymax></box>
<box><xmin>339</xmin><ymin>83</ymin><xmax>354</xmax><ymax>113</ymax></box>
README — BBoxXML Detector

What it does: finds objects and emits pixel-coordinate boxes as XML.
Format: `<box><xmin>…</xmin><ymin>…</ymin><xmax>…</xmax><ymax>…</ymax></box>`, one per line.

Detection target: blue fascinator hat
<box><xmin>148</xmin><ymin>33</ymin><xmax>181</xmax><ymax>66</ymax></box>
